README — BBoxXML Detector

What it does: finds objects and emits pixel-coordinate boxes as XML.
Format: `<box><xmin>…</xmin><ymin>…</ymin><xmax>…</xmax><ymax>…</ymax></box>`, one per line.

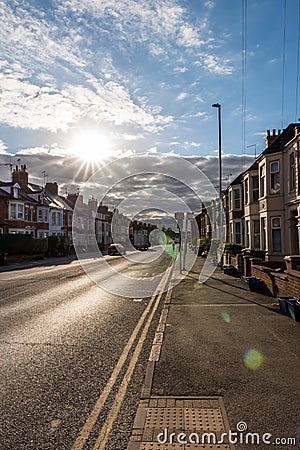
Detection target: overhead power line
<box><xmin>296</xmin><ymin>0</ymin><xmax>300</xmax><ymax>121</ymax></box>
<box><xmin>242</xmin><ymin>0</ymin><xmax>247</xmax><ymax>168</ymax></box>
<box><xmin>281</xmin><ymin>0</ymin><xmax>287</xmax><ymax>129</ymax></box>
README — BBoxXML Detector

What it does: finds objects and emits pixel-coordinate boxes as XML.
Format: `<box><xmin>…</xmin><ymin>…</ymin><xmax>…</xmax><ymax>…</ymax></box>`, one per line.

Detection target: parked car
<box><xmin>107</xmin><ymin>243</ymin><xmax>126</xmax><ymax>255</ymax></box>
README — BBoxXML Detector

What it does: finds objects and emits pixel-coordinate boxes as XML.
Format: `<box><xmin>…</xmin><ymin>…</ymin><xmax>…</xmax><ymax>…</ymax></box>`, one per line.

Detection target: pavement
<box><xmin>0</xmin><ymin>254</ymin><xmax>78</xmax><ymax>272</ymax></box>
<box><xmin>127</xmin><ymin>257</ymin><xmax>300</xmax><ymax>450</ymax></box>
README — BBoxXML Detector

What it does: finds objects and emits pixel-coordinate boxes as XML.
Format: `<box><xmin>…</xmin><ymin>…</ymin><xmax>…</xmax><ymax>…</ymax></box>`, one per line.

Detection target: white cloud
<box><xmin>184</xmin><ymin>111</ymin><xmax>207</xmax><ymax>119</ymax></box>
<box><xmin>174</xmin><ymin>66</ymin><xmax>188</xmax><ymax>73</ymax></box>
<box><xmin>177</xmin><ymin>92</ymin><xmax>188</xmax><ymax>101</ymax></box>
<box><xmin>17</xmin><ymin>145</ymin><xmax>70</xmax><ymax>157</ymax></box>
<box><xmin>149</xmin><ymin>44</ymin><xmax>166</xmax><ymax>57</ymax></box>
<box><xmin>0</xmin><ymin>1</ymin><xmax>179</xmax><ymax>135</ymax></box>
<box><xmin>177</xmin><ymin>24</ymin><xmax>207</xmax><ymax>48</ymax></box>
<box><xmin>204</xmin><ymin>1</ymin><xmax>215</xmax><ymax>8</ymax></box>
<box><xmin>268</xmin><ymin>58</ymin><xmax>279</xmax><ymax>64</ymax></box>
<box><xmin>186</xmin><ymin>141</ymin><xmax>202</xmax><ymax>148</ymax></box>
<box><xmin>0</xmin><ymin>140</ymin><xmax>8</xmax><ymax>155</ymax></box>
<box><xmin>147</xmin><ymin>147</ymin><xmax>158</xmax><ymax>153</ymax></box>
<box><xmin>0</xmin><ymin>68</ymin><xmax>174</xmax><ymax>133</ymax></box>
<box><xmin>195</xmin><ymin>54</ymin><xmax>233</xmax><ymax>75</ymax></box>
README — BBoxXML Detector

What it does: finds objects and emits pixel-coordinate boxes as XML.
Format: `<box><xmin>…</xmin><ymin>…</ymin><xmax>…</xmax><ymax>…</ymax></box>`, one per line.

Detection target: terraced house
<box><xmin>0</xmin><ymin>164</ymin><xmax>154</xmax><ymax>252</ymax></box>
<box><xmin>219</xmin><ymin>123</ymin><xmax>300</xmax><ymax>263</ymax></box>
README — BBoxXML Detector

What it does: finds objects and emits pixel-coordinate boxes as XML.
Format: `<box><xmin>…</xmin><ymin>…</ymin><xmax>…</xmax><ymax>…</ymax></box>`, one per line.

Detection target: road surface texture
<box><xmin>2</xmin><ymin>253</ymin><xmax>300</xmax><ymax>450</ymax></box>
<box><xmin>0</xmin><ymin>247</ymin><xmax>173</xmax><ymax>450</ymax></box>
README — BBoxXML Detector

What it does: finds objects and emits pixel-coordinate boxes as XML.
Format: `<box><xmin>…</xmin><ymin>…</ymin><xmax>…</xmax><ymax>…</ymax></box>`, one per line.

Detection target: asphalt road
<box><xmin>0</xmin><ymin>248</ymin><xmax>172</xmax><ymax>450</ymax></box>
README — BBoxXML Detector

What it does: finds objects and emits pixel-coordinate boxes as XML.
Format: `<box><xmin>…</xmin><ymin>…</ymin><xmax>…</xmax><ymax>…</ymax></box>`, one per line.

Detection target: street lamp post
<box><xmin>212</xmin><ymin>103</ymin><xmax>223</xmax><ymax>265</ymax></box>
<box><xmin>212</xmin><ymin>103</ymin><xmax>222</xmax><ymax>199</ymax></box>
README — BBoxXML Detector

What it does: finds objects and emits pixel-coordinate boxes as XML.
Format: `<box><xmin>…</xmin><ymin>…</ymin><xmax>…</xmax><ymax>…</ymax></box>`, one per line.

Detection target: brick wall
<box><xmin>224</xmin><ymin>252</ymin><xmax>243</xmax><ymax>273</ymax></box>
<box><xmin>251</xmin><ymin>264</ymin><xmax>300</xmax><ymax>299</ymax></box>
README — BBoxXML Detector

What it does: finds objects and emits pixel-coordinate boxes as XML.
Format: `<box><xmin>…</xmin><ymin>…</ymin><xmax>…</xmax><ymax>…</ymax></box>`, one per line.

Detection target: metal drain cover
<box><xmin>127</xmin><ymin>397</ymin><xmax>234</xmax><ymax>450</ymax></box>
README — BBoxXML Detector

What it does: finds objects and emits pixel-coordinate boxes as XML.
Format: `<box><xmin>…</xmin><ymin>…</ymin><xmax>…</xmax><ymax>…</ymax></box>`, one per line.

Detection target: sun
<box><xmin>68</xmin><ymin>129</ymin><xmax>114</xmax><ymax>162</ymax></box>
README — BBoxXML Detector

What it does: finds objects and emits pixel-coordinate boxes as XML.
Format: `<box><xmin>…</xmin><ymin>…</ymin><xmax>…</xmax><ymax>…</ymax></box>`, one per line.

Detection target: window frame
<box><xmin>271</xmin><ymin>216</ymin><xmax>282</xmax><ymax>252</ymax></box>
<box><xmin>252</xmin><ymin>175</ymin><xmax>259</xmax><ymax>202</ymax></box>
<box><xmin>233</xmin><ymin>188</ymin><xmax>241</xmax><ymax>210</ymax></box>
<box><xmin>289</xmin><ymin>152</ymin><xmax>296</xmax><ymax>191</ymax></box>
<box><xmin>270</xmin><ymin>160</ymin><xmax>280</xmax><ymax>194</ymax></box>
<box><xmin>259</xmin><ymin>165</ymin><xmax>266</xmax><ymax>197</ymax></box>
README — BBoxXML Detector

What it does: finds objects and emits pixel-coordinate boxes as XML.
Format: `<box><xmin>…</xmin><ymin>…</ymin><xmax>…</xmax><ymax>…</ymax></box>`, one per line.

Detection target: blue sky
<box><xmin>0</xmin><ymin>0</ymin><xmax>299</xmax><ymax>191</ymax></box>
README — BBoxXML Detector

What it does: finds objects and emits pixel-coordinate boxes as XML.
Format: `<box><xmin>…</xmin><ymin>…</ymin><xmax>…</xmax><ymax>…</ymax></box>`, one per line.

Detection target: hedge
<box><xmin>0</xmin><ymin>234</ymin><xmax>48</xmax><ymax>255</ymax></box>
<box><xmin>47</xmin><ymin>235</ymin><xmax>69</xmax><ymax>256</ymax></box>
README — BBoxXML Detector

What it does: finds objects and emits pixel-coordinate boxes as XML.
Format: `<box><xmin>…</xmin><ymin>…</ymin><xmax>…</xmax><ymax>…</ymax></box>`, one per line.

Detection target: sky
<box><xmin>0</xmin><ymin>0</ymin><xmax>300</xmax><ymax>203</ymax></box>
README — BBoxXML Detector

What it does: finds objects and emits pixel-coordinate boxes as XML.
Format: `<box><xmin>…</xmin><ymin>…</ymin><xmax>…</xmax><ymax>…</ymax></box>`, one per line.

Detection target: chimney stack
<box><xmin>12</xmin><ymin>164</ymin><xmax>28</xmax><ymax>188</ymax></box>
<box><xmin>45</xmin><ymin>182</ymin><xmax>59</xmax><ymax>196</ymax></box>
<box><xmin>265</xmin><ymin>128</ymin><xmax>280</xmax><ymax>148</ymax></box>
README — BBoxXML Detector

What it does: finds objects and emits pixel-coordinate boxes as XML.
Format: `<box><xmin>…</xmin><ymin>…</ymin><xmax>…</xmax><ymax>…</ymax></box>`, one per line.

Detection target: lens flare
<box><xmin>221</xmin><ymin>311</ymin><xmax>231</xmax><ymax>323</ymax></box>
<box><xmin>243</xmin><ymin>348</ymin><xmax>264</xmax><ymax>370</ymax></box>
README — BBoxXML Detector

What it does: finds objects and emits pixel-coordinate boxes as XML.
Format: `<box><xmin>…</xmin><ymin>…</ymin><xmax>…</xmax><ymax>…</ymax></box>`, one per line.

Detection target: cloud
<box><xmin>177</xmin><ymin>92</ymin><xmax>188</xmax><ymax>101</ymax></box>
<box><xmin>0</xmin><ymin>140</ymin><xmax>8</xmax><ymax>155</ymax></box>
<box><xmin>204</xmin><ymin>1</ymin><xmax>215</xmax><ymax>8</ymax></box>
<box><xmin>2</xmin><ymin>150</ymin><xmax>254</xmax><ymax>208</ymax></box>
<box><xmin>147</xmin><ymin>147</ymin><xmax>158</xmax><ymax>153</ymax></box>
<box><xmin>0</xmin><ymin>1</ymin><xmax>179</xmax><ymax>135</ymax></box>
<box><xmin>174</xmin><ymin>66</ymin><xmax>188</xmax><ymax>73</ymax></box>
<box><xmin>183</xmin><ymin>111</ymin><xmax>208</xmax><ymax>119</ymax></box>
<box><xmin>184</xmin><ymin>141</ymin><xmax>202</xmax><ymax>148</ymax></box>
<box><xmin>177</xmin><ymin>24</ymin><xmax>204</xmax><ymax>47</ymax></box>
<box><xmin>195</xmin><ymin>54</ymin><xmax>234</xmax><ymax>75</ymax></box>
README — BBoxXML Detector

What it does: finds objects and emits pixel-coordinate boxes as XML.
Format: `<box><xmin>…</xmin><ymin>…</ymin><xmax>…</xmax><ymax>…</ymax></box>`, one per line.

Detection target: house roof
<box><xmin>228</xmin><ymin>172</ymin><xmax>244</xmax><ymax>187</ymax></box>
<box><xmin>0</xmin><ymin>187</ymin><xmax>14</xmax><ymax>199</ymax></box>
<box><xmin>246</xmin><ymin>159</ymin><xmax>258</xmax><ymax>171</ymax></box>
<box><xmin>262</xmin><ymin>123</ymin><xmax>300</xmax><ymax>156</ymax></box>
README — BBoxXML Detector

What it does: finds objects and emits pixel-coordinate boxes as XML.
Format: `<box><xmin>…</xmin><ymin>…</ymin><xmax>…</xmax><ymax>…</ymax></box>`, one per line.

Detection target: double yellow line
<box><xmin>72</xmin><ymin>264</ymin><xmax>173</xmax><ymax>450</ymax></box>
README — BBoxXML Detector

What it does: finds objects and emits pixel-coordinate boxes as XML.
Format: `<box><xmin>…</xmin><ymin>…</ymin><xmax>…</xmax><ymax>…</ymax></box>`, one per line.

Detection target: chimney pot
<box><xmin>273</xmin><ymin>129</ymin><xmax>276</xmax><ymax>135</ymax></box>
<box><xmin>278</xmin><ymin>129</ymin><xmax>281</xmax><ymax>135</ymax></box>
<box><xmin>267</xmin><ymin>130</ymin><xmax>270</xmax><ymax>136</ymax></box>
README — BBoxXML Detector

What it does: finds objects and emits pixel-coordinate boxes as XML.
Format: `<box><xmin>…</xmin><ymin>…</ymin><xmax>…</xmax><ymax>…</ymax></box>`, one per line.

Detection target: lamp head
<box><xmin>212</xmin><ymin>103</ymin><xmax>221</xmax><ymax>108</ymax></box>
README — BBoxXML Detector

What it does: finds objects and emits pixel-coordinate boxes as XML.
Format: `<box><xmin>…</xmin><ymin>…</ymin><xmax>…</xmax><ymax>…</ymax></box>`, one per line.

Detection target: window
<box><xmin>270</xmin><ymin>161</ymin><xmax>280</xmax><ymax>194</ymax></box>
<box><xmin>38</xmin><ymin>231</ymin><xmax>48</xmax><ymax>238</ymax></box>
<box><xmin>10</xmin><ymin>203</ymin><xmax>16</xmax><ymax>219</ymax></box>
<box><xmin>260</xmin><ymin>165</ymin><xmax>266</xmax><ymax>197</ymax></box>
<box><xmin>244</xmin><ymin>179</ymin><xmax>249</xmax><ymax>204</ymax></box>
<box><xmin>252</xmin><ymin>176</ymin><xmax>259</xmax><ymax>202</ymax></box>
<box><xmin>235</xmin><ymin>221</ymin><xmax>242</xmax><ymax>244</ymax></box>
<box><xmin>245</xmin><ymin>220</ymin><xmax>250</xmax><ymax>247</ymax></box>
<box><xmin>68</xmin><ymin>213</ymin><xmax>72</xmax><ymax>227</ymax></box>
<box><xmin>230</xmin><ymin>222</ymin><xmax>234</xmax><ymax>242</ymax></box>
<box><xmin>10</xmin><ymin>203</ymin><xmax>25</xmax><ymax>220</ymax></box>
<box><xmin>290</xmin><ymin>152</ymin><xmax>296</xmax><ymax>191</ymax></box>
<box><xmin>38</xmin><ymin>209</ymin><xmax>48</xmax><ymax>222</ymax></box>
<box><xmin>52</xmin><ymin>211</ymin><xmax>56</xmax><ymax>225</ymax></box>
<box><xmin>229</xmin><ymin>190</ymin><xmax>232</xmax><ymax>210</ymax></box>
<box><xmin>261</xmin><ymin>217</ymin><xmax>267</xmax><ymax>250</ymax></box>
<box><xmin>271</xmin><ymin>217</ymin><xmax>281</xmax><ymax>252</ymax></box>
<box><xmin>25</xmin><ymin>206</ymin><xmax>33</xmax><ymax>221</ymax></box>
<box><xmin>17</xmin><ymin>204</ymin><xmax>24</xmax><ymax>220</ymax></box>
<box><xmin>253</xmin><ymin>220</ymin><xmax>260</xmax><ymax>249</ymax></box>
<box><xmin>234</xmin><ymin>189</ymin><xmax>241</xmax><ymax>209</ymax></box>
